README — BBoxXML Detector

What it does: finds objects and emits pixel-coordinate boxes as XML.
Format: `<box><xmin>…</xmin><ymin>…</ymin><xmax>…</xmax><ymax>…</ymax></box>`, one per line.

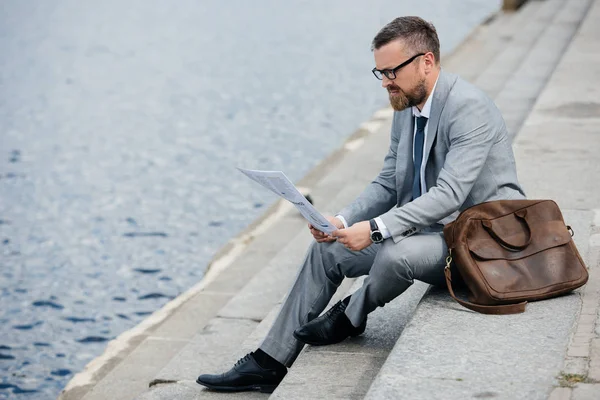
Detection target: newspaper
<box><xmin>237</xmin><ymin>168</ymin><xmax>337</xmax><ymax>234</ymax></box>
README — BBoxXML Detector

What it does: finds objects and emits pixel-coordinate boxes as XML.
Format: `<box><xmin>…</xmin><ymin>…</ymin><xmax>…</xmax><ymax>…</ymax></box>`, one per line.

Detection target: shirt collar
<box><xmin>412</xmin><ymin>74</ymin><xmax>439</xmax><ymax>119</ymax></box>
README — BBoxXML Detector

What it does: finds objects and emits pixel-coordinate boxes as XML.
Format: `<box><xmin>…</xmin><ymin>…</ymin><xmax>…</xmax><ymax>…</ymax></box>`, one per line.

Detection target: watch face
<box><xmin>371</xmin><ymin>231</ymin><xmax>383</xmax><ymax>243</ymax></box>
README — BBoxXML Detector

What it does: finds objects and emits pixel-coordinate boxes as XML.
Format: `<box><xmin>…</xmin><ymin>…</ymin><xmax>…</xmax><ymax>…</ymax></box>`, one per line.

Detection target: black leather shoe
<box><xmin>196</xmin><ymin>353</ymin><xmax>287</xmax><ymax>393</ymax></box>
<box><xmin>293</xmin><ymin>300</ymin><xmax>366</xmax><ymax>346</ymax></box>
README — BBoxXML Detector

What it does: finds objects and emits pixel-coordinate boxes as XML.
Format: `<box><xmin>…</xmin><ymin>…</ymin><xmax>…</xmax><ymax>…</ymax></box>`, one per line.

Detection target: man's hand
<box><xmin>308</xmin><ymin>216</ymin><xmax>344</xmax><ymax>243</ymax></box>
<box><xmin>333</xmin><ymin>221</ymin><xmax>372</xmax><ymax>251</ymax></box>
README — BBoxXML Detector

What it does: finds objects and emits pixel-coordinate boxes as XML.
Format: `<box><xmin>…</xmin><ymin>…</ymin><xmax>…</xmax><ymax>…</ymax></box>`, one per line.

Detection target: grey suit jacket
<box><xmin>338</xmin><ymin>69</ymin><xmax>526</xmax><ymax>243</ymax></box>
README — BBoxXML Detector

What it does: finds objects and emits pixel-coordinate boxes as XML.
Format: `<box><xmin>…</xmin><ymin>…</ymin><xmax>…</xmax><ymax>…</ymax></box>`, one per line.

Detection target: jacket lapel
<box><xmin>397</xmin><ymin>110</ymin><xmax>415</xmax><ymax>206</ymax></box>
<box><xmin>422</xmin><ymin>70</ymin><xmax>456</xmax><ymax>169</ymax></box>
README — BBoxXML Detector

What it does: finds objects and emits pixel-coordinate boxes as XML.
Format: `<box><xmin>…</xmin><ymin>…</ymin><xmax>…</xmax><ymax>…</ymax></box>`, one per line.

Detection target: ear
<box><xmin>423</xmin><ymin>52</ymin><xmax>436</xmax><ymax>73</ymax></box>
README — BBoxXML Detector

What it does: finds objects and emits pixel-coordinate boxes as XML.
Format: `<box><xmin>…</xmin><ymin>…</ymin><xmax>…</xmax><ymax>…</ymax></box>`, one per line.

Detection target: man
<box><xmin>197</xmin><ymin>16</ymin><xmax>525</xmax><ymax>393</ymax></box>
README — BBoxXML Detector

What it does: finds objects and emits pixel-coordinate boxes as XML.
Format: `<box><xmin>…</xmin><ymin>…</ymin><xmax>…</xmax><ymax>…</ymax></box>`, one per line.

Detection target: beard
<box><xmin>388</xmin><ymin>78</ymin><xmax>428</xmax><ymax>111</ymax></box>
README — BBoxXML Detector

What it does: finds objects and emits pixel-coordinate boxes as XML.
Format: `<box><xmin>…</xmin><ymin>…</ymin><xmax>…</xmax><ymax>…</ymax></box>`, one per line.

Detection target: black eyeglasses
<box><xmin>372</xmin><ymin>53</ymin><xmax>425</xmax><ymax>80</ymax></box>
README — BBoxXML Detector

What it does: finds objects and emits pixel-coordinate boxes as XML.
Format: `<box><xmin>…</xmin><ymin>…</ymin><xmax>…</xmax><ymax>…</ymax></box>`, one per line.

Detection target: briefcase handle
<box><xmin>481</xmin><ymin>209</ymin><xmax>532</xmax><ymax>252</ymax></box>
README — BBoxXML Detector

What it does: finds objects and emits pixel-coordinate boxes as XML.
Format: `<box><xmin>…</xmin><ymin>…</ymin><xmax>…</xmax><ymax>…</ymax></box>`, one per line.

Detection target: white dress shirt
<box><xmin>337</xmin><ymin>76</ymin><xmax>439</xmax><ymax>240</ymax></box>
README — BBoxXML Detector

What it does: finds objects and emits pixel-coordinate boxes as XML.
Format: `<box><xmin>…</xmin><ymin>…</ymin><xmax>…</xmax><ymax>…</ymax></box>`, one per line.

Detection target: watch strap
<box><xmin>369</xmin><ymin>219</ymin><xmax>378</xmax><ymax>232</ymax></box>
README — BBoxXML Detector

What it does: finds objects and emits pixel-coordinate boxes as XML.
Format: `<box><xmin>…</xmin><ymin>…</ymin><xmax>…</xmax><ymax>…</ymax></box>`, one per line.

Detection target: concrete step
<box><xmin>270</xmin><ymin>278</ymin><xmax>429</xmax><ymax>399</ymax></box>
<box><xmin>494</xmin><ymin>0</ymin><xmax>594</xmax><ymax>140</ymax></box>
<box><xmin>364</xmin><ymin>210</ymin><xmax>594</xmax><ymax>400</ymax></box>
<box><xmin>473</xmin><ymin>0</ymin><xmax>564</xmax><ymax>100</ymax></box>
<box><xmin>443</xmin><ymin>0</ymin><xmax>544</xmax><ymax>83</ymax></box>
<box><xmin>365</xmin><ymin>0</ymin><xmax>598</xmax><ymax>398</ymax></box>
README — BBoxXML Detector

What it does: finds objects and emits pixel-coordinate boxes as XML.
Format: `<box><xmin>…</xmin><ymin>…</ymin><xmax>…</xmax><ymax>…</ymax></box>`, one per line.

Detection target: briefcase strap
<box><xmin>444</xmin><ymin>255</ymin><xmax>527</xmax><ymax>315</ymax></box>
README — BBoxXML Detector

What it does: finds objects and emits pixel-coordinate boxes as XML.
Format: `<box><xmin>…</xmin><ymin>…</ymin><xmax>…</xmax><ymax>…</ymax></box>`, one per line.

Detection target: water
<box><xmin>0</xmin><ymin>0</ymin><xmax>501</xmax><ymax>398</ymax></box>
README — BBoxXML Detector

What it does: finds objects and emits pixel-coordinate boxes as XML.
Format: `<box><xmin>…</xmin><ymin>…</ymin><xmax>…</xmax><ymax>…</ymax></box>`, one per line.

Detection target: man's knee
<box><xmin>369</xmin><ymin>241</ymin><xmax>414</xmax><ymax>283</ymax></box>
<box><xmin>368</xmin><ymin>235</ymin><xmax>446</xmax><ymax>285</ymax></box>
<box><xmin>307</xmin><ymin>241</ymin><xmax>351</xmax><ymax>281</ymax></box>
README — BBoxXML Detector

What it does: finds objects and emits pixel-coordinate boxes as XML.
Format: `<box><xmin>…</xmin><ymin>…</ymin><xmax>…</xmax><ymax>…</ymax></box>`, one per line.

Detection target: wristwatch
<box><xmin>369</xmin><ymin>219</ymin><xmax>384</xmax><ymax>243</ymax></box>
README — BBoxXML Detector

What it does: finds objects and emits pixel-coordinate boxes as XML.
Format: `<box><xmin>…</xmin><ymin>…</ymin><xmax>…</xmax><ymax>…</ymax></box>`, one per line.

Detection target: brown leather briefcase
<box><xmin>443</xmin><ymin>199</ymin><xmax>588</xmax><ymax>314</ymax></box>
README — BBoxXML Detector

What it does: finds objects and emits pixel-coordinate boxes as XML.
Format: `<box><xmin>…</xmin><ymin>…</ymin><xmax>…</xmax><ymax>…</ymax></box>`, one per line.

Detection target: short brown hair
<box><xmin>372</xmin><ymin>17</ymin><xmax>440</xmax><ymax>63</ymax></box>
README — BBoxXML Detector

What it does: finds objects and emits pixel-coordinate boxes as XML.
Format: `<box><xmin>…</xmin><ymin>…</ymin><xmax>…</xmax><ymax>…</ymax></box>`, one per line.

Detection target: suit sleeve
<box><xmin>336</xmin><ymin>113</ymin><xmax>401</xmax><ymax>226</ymax></box>
<box><xmin>379</xmin><ymin>97</ymin><xmax>498</xmax><ymax>242</ymax></box>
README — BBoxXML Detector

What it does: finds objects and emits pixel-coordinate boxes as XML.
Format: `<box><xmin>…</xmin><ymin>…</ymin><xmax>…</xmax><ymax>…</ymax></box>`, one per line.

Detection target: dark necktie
<box><xmin>412</xmin><ymin>116</ymin><xmax>428</xmax><ymax>200</ymax></box>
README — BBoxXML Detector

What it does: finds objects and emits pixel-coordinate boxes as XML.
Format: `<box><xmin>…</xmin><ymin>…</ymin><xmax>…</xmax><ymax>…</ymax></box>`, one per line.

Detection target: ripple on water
<box><xmin>32</xmin><ymin>300</ymin><xmax>64</xmax><ymax>309</ymax></box>
<box><xmin>133</xmin><ymin>268</ymin><xmax>161</xmax><ymax>274</ymax></box>
<box><xmin>0</xmin><ymin>353</ymin><xmax>15</xmax><ymax>360</ymax></box>
<box><xmin>122</xmin><ymin>232</ymin><xmax>168</xmax><ymax>238</ymax></box>
<box><xmin>138</xmin><ymin>293</ymin><xmax>171</xmax><ymax>300</ymax></box>
<box><xmin>12</xmin><ymin>386</ymin><xmax>38</xmax><ymax>394</ymax></box>
<box><xmin>63</xmin><ymin>317</ymin><xmax>95</xmax><ymax>323</ymax></box>
<box><xmin>0</xmin><ymin>383</ymin><xmax>38</xmax><ymax>394</ymax></box>
<box><xmin>112</xmin><ymin>297</ymin><xmax>126</xmax><ymax>302</ymax></box>
<box><xmin>50</xmin><ymin>369</ymin><xmax>71</xmax><ymax>377</ymax></box>
<box><xmin>76</xmin><ymin>336</ymin><xmax>109</xmax><ymax>344</ymax></box>
<box><xmin>9</xmin><ymin>150</ymin><xmax>21</xmax><ymax>163</ymax></box>
<box><xmin>134</xmin><ymin>311</ymin><xmax>152</xmax><ymax>316</ymax></box>
<box><xmin>13</xmin><ymin>321</ymin><xmax>42</xmax><ymax>330</ymax></box>
<box><xmin>33</xmin><ymin>342</ymin><xmax>51</xmax><ymax>347</ymax></box>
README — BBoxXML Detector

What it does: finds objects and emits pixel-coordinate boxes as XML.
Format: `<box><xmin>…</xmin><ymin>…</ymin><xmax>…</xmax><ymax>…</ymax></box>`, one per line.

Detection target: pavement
<box><xmin>59</xmin><ymin>0</ymin><xmax>600</xmax><ymax>399</ymax></box>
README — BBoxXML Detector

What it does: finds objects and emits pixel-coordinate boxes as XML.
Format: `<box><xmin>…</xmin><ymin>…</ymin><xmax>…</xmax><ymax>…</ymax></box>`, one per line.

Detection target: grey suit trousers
<box><xmin>259</xmin><ymin>228</ymin><xmax>448</xmax><ymax>367</ymax></box>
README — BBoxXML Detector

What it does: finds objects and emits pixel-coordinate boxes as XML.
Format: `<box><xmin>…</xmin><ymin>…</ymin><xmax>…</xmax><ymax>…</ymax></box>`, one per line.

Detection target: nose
<box><xmin>381</xmin><ymin>75</ymin><xmax>392</xmax><ymax>89</ymax></box>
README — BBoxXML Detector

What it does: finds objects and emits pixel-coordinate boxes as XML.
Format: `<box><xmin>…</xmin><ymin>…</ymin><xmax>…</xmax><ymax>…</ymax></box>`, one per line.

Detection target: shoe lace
<box><xmin>234</xmin><ymin>354</ymin><xmax>252</xmax><ymax>367</ymax></box>
<box><xmin>327</xmin><ymin>301</ymin><xmax>347</xmax><ymax>321</ymax></box>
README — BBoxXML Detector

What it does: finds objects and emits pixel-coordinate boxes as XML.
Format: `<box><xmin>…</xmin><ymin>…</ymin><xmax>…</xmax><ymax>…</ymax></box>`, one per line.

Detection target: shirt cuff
<box><xmin>374</xmin><ymin>217</ymin><xmax>391</xmax><ymax>239</ymax></box>
<box><xmin>335</xmin><ymin>215</ymin><xmax>349</xmax><ymax>229</ymax></box>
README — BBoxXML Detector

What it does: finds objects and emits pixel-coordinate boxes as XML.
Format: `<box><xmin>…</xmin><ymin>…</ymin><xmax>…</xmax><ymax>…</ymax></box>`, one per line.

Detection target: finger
<box><xmin>322</xmin><ymin>236</ymin><xmax>336</xmax><ymax>243</ymax></box>
<box><xmin>310</xmin><ymin>228</ymin><xmax>324</xmax><ymax>237</ymax></box>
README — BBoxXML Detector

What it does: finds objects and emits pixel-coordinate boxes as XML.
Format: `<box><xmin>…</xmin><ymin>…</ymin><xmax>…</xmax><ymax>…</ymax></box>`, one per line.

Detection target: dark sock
<box><xmin>341</xmin><ymin>295</ymin><xmax>362</xmax><ymax>328</ymax></box>
<box><xmin>253</xmin><ymin>349</ymin><xmax>286</xmax><ymax>371</ymax></box>
<box><xmin>342</xmin><ymin>295</ymin><xmax>351</xmax><ymax>306</ymax></box>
